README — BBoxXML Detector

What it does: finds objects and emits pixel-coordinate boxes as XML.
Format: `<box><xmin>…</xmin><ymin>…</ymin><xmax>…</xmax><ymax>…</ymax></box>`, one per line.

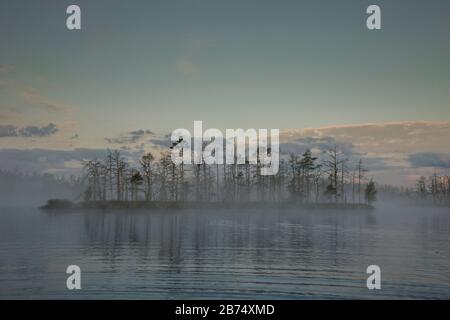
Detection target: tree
<box><xmin>428</xmin><ymin>173</ymin><xmax>439</xmax><ymax>202</ymax></box>
<box><xmin>83</xmin><ymin>160</ymin><xmax>101</xmax><ymax>201</ymax></box>
<box><xmin>288</xmin><ymin>154</ymin><xmax>300</xmax><ymax>200</ymax></box>
<box><xmin>324</xmin><ymin>173</ymin><xmax>337</xmax><ymax>202</ymax></box>
<box><xmin>170</xmin><ymin>137</ymin><xmax>185</xmax><ymax>201</ymax></box>
<box><xmin>158</xmin><ymin>152</ymin><xmax>171</xmax><ymax>201</ymax></box>
<box><xmin>416</xmin><ymin>176</ymin><xmax>427</xmax><ymax>200</ymax></box>
<box><xmin>140</xmin><ymin>152</ymin><xmax>155</xmax><ymax>201</ymax></box>
<box><xmin>300</xmin><ymin>149</ymin><xmax>317</xmax><ymax>203</ymax></box>
<box><xmin>105</xmin><ymin>150</ymin><xmax>114</xmax><ymax>200</ymax></box>
<box><xmin>340</xmin><ymin>159</ymin><xmax>348</xmax><ymax>202</ymax></box>
<box><xmin>130</xmin><ymin>170</ymin><xmax>143</xmax><ymax>201</ymax></box>
<box><xmin>364</xmin><ymin>179</ymin><xmax>377</xmax><ymax>205</ymax></box>
<box><xmin>111</xmin><ymin>150</ymin><xmax>126</xmax><ymax>201</ymax></box>
<box><xmin>312</xmin><ymin>163</ymin><xmax>323</xmax><ymax>203</ymax></box>
<box><xmin>357</xmin><ymin>159</ymin><xmax>367</xmax><ymax>204</ymax></box>
<box><xmin>323</xmin><ymin>146</ymin><xmax>345</xmax><ymax>203</ymax></box>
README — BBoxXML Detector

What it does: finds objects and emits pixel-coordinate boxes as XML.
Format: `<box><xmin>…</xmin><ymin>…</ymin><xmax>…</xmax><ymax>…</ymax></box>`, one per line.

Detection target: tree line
<box><xmin>415</xmin><ymin>174</ymin><xmax>450</xmax><ymax>202</ymax></box>
<box><xmin>82</xmin><ymin>146</ymin><xmax>377</xmax><ymax>205</ymax></box>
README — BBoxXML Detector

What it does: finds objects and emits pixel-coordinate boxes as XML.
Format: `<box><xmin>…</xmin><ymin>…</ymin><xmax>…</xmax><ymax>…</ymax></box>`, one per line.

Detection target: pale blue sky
<box><xmin>1</xmin><ymin>0</ymin><xmax>450</xmax><ymax>141</ymax></box>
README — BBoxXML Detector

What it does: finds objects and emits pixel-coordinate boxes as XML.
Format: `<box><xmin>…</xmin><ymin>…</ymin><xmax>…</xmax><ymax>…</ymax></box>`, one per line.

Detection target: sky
<box><xmin>1</xmin><ymin>0</ymin><xmax>450</xmax><ymax>185</ymax></box>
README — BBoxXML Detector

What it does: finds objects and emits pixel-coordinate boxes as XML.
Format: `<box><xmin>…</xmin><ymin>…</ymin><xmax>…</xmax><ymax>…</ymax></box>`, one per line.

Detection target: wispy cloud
<box><xmin>18</xmin><ymin>123</ymin><xmax>58</xmax><ymax>137</ymax></box>
<box><xmin>0</xmin><ymin>123</ymin><xmax>58</xmax><ymax>138</ymax></box>
<box><xmin>0</xmin><ymin>125</ymin><xmax>17</xmax><ymax>138</ymax></box>
<box><xmin>21</xmin><ymin>89</ymin><xmax>72</xmax><ymax>112</ymax></box>
<box><xmin>148</xmin><ymin>134</ymin><xmax>171</xmax><ymax>148</ymax></box>
<box><xmin>280</xmin><ymin>136</ymin><xmax>356</xmax><ymax>156</ymax></box>
<box><xmin>0</xmin><ymin>65</ymin><xmax>74</xmax><ymax>117</ymax></box>
<box><xmin>0</xmin><ymin>107</ymin><xmax>22</xmax><ymax>121</ymax></box>
<box><xmin>105</xmin><ymin>129</ymin><xmax>155</xmax><ymax>145</ymax></box>
<box><xmin>0</xmin><ymin>148</ymin><xmax>144</xmax><ymax>175</ymax></box>
<box><xmin>408</xmin><ymin>152</ymin><xmax>450</xmax><ymax>169</ymax></box>
<box><xmin>282</xmin><ymin>121</ymin><xmax>450</xmax><ymax>154</ymax></box>
<box><xmin>279</xmin><ymin>136</ymin><xmax>387</xmax><ymax>171</ymax></box>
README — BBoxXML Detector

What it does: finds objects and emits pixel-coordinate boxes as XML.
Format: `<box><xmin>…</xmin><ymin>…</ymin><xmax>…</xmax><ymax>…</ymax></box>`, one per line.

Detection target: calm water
<box><xmin>0</xmin><ymin>204</ymin><xmax>449</xmax><ymax>299</ymax></box>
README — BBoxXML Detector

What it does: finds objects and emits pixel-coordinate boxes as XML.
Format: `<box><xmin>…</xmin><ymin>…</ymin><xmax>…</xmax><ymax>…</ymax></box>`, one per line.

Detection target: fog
<box><xmin>0</xmin><ymin>171</ymin><xmax>82</xmax><ymax>207</ymax></box>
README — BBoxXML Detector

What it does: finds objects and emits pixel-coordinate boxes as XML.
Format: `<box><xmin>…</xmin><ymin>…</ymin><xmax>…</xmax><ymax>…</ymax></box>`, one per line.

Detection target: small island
<box><xmin>41</xmin><ymin>146</ymin><xmax>378</xmax><ymax>212</ymax></box>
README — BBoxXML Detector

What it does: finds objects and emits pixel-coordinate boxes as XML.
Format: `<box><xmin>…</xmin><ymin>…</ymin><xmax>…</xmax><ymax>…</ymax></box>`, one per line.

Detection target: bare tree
<box><xmin>323</xmin><ymin>146</ymin><xmax>345</xmax><ymax>203</ymax></box>
<box><xmin>140</xmin><ymin>152</ymin><xmax>154</xmax><ymax>201</ymax></box>
<box><xmin>357</xmin><ymin>159</ymin><xmax>367</xmax><ymax>204</ymax></box>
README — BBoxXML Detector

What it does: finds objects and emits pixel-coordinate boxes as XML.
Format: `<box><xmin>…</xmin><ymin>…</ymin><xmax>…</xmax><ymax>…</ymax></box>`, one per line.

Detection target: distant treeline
<box><xmin>414</xmin><ymin>174</ymin><xmax>450</xmax><ymax>202</ymax></box>
<box><xmin>376</xmin><ymin>174</ymin><xmax>450</xmax><ymax>204</ymax></box>
<box><xmin>82</xmin><ymin>146</ymin><xmax>377</xmax><ymax>205</ymax></box>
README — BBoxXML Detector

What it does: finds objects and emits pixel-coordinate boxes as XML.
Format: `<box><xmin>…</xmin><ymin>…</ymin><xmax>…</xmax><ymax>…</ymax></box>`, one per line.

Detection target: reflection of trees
<box><xmin>79</xmin><ymin>209</ymin><xmax>378</xmax><ymax>277</ymax></box>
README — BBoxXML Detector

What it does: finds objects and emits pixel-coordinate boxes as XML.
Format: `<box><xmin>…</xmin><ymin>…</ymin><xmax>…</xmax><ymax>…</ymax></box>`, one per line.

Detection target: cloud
<box><xmin>279</xmin><ymin>136</ymin><xmax>387</xmax><ymax>171</ymax></box>
<box><xmin>0</xmin><ymin>107</ymin><xmax>22</xmax><ymax>121</ymax></box>
<box><xmin>278</xmin><ymin>121</ymin><xmax>450</xmax><ymax>185</ymax></box>
<box><xmin>280</xmin><ymin>136</ymin><xmax>357</xmax><ymax>157</ymax></box>
<box><xmin>18</xmin><ymin>123</ymin><xmax>58</xmax><ymax>137</ymax></box>
<box><xmin>130</xmin><ymin>129</ymin><xmax>154</xmax><ymax>135</ymax></box>
<box><xmin>0</xmin><ymin>148</ymin><xmax>144</xmax><ymax>175</ymax></box>
<box><xmin>408</xmin><ymin>152</ymin><xmax>450</xmax><ymax>169</ymax></box>
<box><xmin>0</xmin><ymin>66</ymin><xmax>73</xmax><ymax>115</ymax></box>
<box><xmin>21</xmin><ymin>89</ymin><xmax>72</xmax><ymax>112</ymax></box>
<box><xmin>105</xmin><ymin>129</ymin><xmax>155</xmax><ymax>145</ymax></box>
<box><xmin>281</xmin><ymin>121</ymin><xmax>450</xmax><ymax>154</ymax></box>
<box><xmin>148</xmin><ymin>134</ymin><xmax>172</xmax><ymax>148</ymax></box>
<box><xmin>0</xmin><ymin>123</ymin><xmax>58</xmax><ymax>138</ymax></box>
<box><xmin>0</xmin><ymin>125</ymin><xmax>18</xmax><ymax>137</ymax></box>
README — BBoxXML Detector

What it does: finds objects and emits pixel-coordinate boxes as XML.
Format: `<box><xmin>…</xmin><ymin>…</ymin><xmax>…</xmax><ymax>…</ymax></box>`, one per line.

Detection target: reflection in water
<box><xmin>0</xmin><ymin>205</ymin><xmax>449</xmax><ymax>299</ymax></box>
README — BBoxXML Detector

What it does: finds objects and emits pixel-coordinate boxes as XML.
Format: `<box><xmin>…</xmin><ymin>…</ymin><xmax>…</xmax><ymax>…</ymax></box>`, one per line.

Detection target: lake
<box><xmin>0</xmin><ymin>204</ymin><xmax>449</xmax><ymax>299</ymax></box>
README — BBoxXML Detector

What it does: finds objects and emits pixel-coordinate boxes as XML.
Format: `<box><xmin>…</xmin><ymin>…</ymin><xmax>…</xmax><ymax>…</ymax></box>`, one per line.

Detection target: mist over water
<box><xmin>0</xmin><ymin>202</ymin><xmax>448</xmax><ymax>299</ymax></box>
<box><xmin>0</xmin><ymin>171</ymin><xmax>81</xmax><ymax>207</ymax></box>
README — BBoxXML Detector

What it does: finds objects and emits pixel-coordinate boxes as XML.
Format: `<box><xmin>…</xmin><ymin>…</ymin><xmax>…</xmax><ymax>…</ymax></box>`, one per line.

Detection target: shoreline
<box><xmin>40</xmin><ymin>199</ymin><xmax>375</xmax><ymax>212</ymax></box>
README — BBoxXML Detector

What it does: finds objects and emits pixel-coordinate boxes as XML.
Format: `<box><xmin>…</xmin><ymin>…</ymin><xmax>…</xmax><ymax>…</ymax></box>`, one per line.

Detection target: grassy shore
<box><xmin>41</xmin><ymin>199</ymin><xmax>374</xmax><ymax>211</ymax></box>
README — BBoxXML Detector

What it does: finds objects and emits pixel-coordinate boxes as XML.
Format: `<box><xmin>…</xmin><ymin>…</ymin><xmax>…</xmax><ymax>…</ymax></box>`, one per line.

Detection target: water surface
<box><xmin>0</xmin><ymin>204</ymin><xmax>449</xmax><ymax>299</ymax></box>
